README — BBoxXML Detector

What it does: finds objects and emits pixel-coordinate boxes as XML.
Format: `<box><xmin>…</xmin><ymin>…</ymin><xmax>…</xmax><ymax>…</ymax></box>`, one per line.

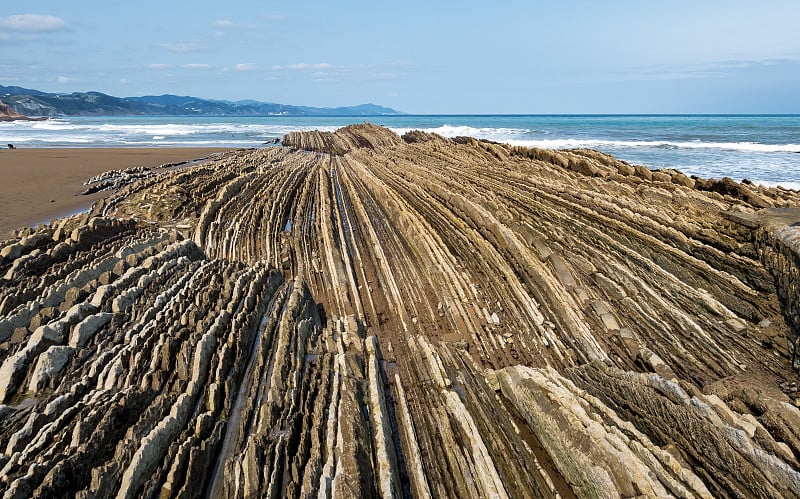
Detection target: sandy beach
<box><xmin>0</xmin><ymin>147</ymin><xmax>231</xmax><ymax>239</ymax></box>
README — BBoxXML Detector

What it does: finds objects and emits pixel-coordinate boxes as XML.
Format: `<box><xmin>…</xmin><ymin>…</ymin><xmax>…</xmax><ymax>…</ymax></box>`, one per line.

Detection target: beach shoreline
<box><xmin>5</xmin><ymin>115</ymin><xmax>798</xmax><ymax>187</ymax></box>
<box><xmin>0</xmin><ymin>147</ymin><xmax>233</xmax><ymax>239</ymax></box>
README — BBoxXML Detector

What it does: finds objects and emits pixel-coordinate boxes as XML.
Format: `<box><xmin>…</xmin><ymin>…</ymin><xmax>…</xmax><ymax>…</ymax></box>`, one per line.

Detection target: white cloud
<box><xmin>212</xmin><ymin>20</ymin><xmax>256</xmax><ymax>30</ymax></box>
<box><xmin>631</xmin><ymin>71</ymin><xmax>729</xmax><ymax>81</ymax></box>
<box><xmin>181</xmin><ymin>63</ymin><xmax>212</xmax><ymax>69</ymax></box>
<box><xmin>367</xmin><ymin>72</ymin><xmax>401</xmax><ymax>81</ymax></box>
<box><xmin>289</xmin><ymin>63</ymin><xmax>333</xmax><ymax>70</ymax></box>
<box><xmin>148</xmin><ymin>63</ymin><xmax>171</xmax><ymax>69</ymax></box>
<box><xmin>57</xmin><ymin>75</ymin><xmax>73</xmax><ymax>84</ymax></box>
<box><xmin>120</xmin><ymin>78</ymin><xmax>130</xmax><ymax>84</ymax></box>
<box><xmin>234</xmin><ymin>63</ymin><xmax>259</xmax><ymax>71</ymax></box>
<box><xmin>0</xmin><ymin>14</ymin><xmax>64</xmax><ymax>32</ymax></box>
<box><xmin>160</xmin><ymin>42</ymin><xmax>201</xmax><ymax>53</ymax></box>
<box><xmin>616</xmin><ymin>61</ymin><xmax>742</xmax><ymax>82</ymax></box>
<box><xmin>268</xmin><ymin>61</ymin><xmax>413</xmax><ymax>83</ymax></box>
<box><xmin>613</xmin><ymin>58</ymin><xmax>800</xmax><ymax>83</ymax></box>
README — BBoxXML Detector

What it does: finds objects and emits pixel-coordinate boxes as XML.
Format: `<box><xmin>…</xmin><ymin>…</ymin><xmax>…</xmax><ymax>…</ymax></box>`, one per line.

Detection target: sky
<box><xmin>1</xmin><ymin>0</ymin><xmax>799</xmax><ymax>114</ymax></box>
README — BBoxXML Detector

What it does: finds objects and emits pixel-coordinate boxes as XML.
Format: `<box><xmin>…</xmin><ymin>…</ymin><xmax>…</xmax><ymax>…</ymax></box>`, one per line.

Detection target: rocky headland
<box><xmin>2</xmin><ymin>124</ymin><xmax>800</xmax><ymax>497</ymax></box>
<box><xmin>0</xmin><ymin>101</ymin><xmax>44</xmax><ymax>122</ymax></box>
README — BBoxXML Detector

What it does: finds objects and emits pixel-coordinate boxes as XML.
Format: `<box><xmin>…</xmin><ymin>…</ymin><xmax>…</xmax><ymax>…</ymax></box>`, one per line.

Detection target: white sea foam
<box><xmin>5</xmin><ymin>120</ymin><xmax>799</xmax><ymax>154</ymax></box>
<box><xmin>0</xmin><ymin>135</ymin><xmax>94</xmax><ymax>144</ymax></box>
<box><xmin>116</xmin><ymin>140</ymin><xmax>256</xmax><ymax>146</ymax></box>
<box><xmin>755</xmin><ymin>181</ymin><xmax>800</xmax><ymax>191</ymax></box>
<box><xmin>3</xmin><ymin>118</ymin><xmax>798</xmax><ymax>186</ymax></box>
<box><xmin>89</xmin><ymin>123</ymin><xmax>338</xmax><ymax>136</ymax></box>
<box><xmin>96</xmin><ymin>123</ymin><xmax>252</xmax><ymax>135</ymax></box>
<box><xmin>0</xmin><ymin>120</ymin><xmax>339</xmax><ymax>146</ymax></box>
<box><xmin>389</xmin><ymin>124</ymin><xmax>528</xmax><ymax>139</ymax></box>
<box><xmin>29</xmin><ymin>121</ymin><xmax>82</xmax><ymax>131</ymax></box>
<box><xmin>503</xmin><ymin>138</ymin><xmax>800</xmax><ymax>154</ymax></box>
<box><xmin>388</xmin><ymin>125</ymin><xmax>800</xmax><ymax>154</ymax></box>
<box><xmin>1</xmin><ymin>120</ymin><xmax>80</xmax><ymax>132</ymax></box>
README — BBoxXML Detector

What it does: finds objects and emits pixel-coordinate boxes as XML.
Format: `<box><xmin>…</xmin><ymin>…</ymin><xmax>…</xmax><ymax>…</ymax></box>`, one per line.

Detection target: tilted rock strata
<box><xmin>1</xmin><ymin>124</ymin><xmax>800</xmax><ymax>497</ymax></box>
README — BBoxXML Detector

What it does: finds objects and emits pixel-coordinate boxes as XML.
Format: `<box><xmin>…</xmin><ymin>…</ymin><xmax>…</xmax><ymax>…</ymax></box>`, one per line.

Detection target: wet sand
<box><xmin>0</xmin><ymin>147</ymin><xmax>231</xmax><ymax>239</ymax></box>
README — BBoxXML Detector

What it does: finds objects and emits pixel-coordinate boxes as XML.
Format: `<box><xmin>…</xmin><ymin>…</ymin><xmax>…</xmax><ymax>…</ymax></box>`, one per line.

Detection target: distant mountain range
<box><xmin>0</xmin><ymin>85</ymin><xmax>402</xmax><ymax>117</ymax></box>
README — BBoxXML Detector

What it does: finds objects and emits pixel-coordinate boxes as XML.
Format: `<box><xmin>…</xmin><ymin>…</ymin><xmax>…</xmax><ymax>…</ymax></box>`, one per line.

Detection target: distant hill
<box><xmin>0</xmin><ymin>85</ymin><xmax>402</xmax><ymax>117</ymax></box>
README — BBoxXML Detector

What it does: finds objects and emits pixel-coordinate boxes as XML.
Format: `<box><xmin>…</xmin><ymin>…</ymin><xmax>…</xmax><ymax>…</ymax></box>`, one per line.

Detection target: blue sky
<box><xmin>1</xmin><ymin>0</ymin><xmax>798</xmax><ymax>113</ymax></box>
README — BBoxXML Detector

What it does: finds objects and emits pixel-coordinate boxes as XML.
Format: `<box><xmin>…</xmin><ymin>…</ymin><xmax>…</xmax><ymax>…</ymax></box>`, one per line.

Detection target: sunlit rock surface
<box><xmin>2</xmin><ymin>124</ymin><xmax>800</xmax><ymax>497</ymax></box>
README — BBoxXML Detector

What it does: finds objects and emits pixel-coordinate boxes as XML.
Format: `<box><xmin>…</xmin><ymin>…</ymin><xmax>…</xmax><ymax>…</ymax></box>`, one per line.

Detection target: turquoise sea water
<box><xmin>2</xmin><ymin>115</ymin><xmax>799</xmax><ymax>186</ymax></box>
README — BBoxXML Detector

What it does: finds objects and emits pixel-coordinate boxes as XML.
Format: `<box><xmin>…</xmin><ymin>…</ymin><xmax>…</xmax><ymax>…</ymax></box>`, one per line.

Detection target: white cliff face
<box><xmin>1</xmin><ymin>125</ymin><xmax>800</xmax><ymax>497</ymax></box>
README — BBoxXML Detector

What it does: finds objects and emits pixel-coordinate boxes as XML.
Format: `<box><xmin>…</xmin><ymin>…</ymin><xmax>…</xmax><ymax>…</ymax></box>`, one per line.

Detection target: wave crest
<box><xmin>388</xmin><ymin>124</ymin><xmax>800</xmax><ymax>154</ymax></box>
<box><xmin>504</xmin><ymin>138</ymin><xmax>800</xmax><ymax>154</ymax></box>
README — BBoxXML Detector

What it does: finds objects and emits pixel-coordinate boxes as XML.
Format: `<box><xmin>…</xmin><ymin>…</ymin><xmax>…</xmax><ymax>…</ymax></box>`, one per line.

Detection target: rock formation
<box><xmin>2</xmin><ymin>124</ymin><xmax>800</xmax><ymax>497</ymax></box>
<box><xmin>0</xmin><ymin>101</ymin><xmax>43</xmax><ymax>122</ymax></box>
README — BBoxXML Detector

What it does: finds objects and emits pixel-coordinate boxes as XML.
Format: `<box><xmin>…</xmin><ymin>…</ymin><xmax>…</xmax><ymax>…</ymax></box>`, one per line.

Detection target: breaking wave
<box><xmin>389</xmin><ymin>124</ymin><xmax>800</xmax><ymax>154</ymax></box>
<box><xmin>3</xmin><ymin>116</ymin><xmax>799</xmax><ymax>184</ymax></box>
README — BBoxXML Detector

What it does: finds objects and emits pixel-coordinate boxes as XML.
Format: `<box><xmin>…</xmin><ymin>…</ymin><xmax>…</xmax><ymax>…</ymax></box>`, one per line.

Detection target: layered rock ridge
<box><xmin>1</xmin><ymin>124</ymin><xmax>800</xmax><ymax>497</ymax></box>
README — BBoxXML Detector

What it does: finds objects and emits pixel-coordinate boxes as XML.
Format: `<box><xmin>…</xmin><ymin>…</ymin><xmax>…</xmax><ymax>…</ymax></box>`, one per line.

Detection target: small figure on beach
<box><xmin>7</xmin><ymin>144</ymin><xmax>15</xmax><ymax>149</ymax></box>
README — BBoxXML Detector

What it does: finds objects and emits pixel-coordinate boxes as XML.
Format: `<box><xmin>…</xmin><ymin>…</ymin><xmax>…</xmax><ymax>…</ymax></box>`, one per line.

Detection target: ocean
<box><xmin>2</xmin><ymin>115</ymin><xmax>799</xmax><ymax>187</ymax></box>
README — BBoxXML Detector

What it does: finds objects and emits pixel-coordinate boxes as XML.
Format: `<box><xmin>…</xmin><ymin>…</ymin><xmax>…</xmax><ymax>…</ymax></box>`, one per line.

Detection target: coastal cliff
<box><xmin>2</xmin><ymin>124</ymin><xmax>800</xmax><ymax>497</ymax></box>
<box><xmin>0</xmin><ymin>101</ymin><xmax>27</xmax><ymax>122</ymax></box>
<box><xmin>0</xmin><ymin>101</ymin><xmax>44</xmax><ymax>122</ymax></box>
